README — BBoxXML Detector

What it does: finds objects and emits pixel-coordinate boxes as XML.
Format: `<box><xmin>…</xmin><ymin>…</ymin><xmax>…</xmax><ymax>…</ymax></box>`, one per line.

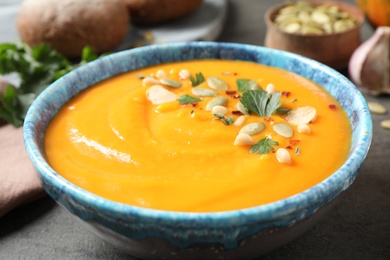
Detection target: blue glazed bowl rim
<box><xmin>23</xmin><ymin>41</ymin><xmax>372</xmax><ymax>226</ymax></box>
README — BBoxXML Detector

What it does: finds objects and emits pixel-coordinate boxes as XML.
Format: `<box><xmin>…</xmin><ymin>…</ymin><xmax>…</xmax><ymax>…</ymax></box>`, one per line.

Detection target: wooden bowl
<box><xmin>264</xmin><ymin>1</ymin><xmax>365</xmax><ymax>70</ymax></box>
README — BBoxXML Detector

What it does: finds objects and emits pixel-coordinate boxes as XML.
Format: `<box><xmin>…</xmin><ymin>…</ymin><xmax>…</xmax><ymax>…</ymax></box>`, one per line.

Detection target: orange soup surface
<box><xmin>44</xmin><ymin>60</ymin><xmax>351</xmax><ymax>212</ymax></box>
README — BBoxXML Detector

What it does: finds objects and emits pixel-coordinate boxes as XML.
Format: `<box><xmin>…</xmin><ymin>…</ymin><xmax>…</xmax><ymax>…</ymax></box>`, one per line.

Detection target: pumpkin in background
<box><xmin>355</xmin><ymin>0</ymin><xmax>390</xmax><ymax>27</ymax></box>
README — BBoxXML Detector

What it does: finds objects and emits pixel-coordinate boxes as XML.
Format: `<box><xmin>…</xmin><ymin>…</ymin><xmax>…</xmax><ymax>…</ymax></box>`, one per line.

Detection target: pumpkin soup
<box><xmin>44</xmin><ymin>60</ymin><xmax>351</xmax><ymax>212</ymax></box>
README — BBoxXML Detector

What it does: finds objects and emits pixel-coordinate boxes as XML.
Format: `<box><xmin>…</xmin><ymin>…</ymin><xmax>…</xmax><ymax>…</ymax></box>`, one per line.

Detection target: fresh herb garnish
<box><xmin>240</xmin><ymin>90</ymin><xmax>289</xmax><ymax>117</ymax></box>
<box><xmin>0</xmin><ymin>42</ymin><xmax>101</xmax><ymax>127</ymax></box>
<box><xmin>250</xmin><ymin>137</ymin><xmax>279</xmax><ymax>154</ymax></box>
<box><xmin>213</xmin><ymin>113</ymin><xmax>234</xmax><ymax>125</ymax></box>
<box><xmin>177</xmin><ymin>94</ymin><xmax>202</xmax><ymax>105</ymax></box>
<box><xmin>190</xmin><ymin>72</ymin><xmax>205</xmax><ymax>87</ymax></box>
<box><xmin>236</xmin><ymin>79</ymin><xmax>261</xmax><ymax>92</ymax></box>
<box><xmin>295</xmin><ymin>146</ymin><xmax>300</xmax><ymax>155</ymax></box>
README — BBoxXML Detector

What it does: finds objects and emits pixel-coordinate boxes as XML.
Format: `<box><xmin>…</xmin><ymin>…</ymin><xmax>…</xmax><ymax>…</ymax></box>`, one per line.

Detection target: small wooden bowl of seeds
<box><xmin>264</xmin><ymin>0</ymin><xmax>364</xmax><ymax>70</ymax></box>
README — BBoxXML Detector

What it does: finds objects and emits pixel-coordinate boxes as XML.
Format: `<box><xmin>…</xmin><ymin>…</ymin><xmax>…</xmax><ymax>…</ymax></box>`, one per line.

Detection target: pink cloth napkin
<box><xmin>0</xmin><ymin>124</ymin><xmax>45</xmax><ymax>218</ymax></box>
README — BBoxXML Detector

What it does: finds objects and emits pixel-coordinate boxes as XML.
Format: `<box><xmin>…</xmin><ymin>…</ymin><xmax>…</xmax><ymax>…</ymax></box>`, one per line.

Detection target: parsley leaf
<box><xmin>0</xmin><ymin>42</ymin><xmax>101</xmax><ymax>127</ymax></box>
<box><xmin>177</xmin><ymin>94</ymin><xmax>202</xmax><ymax>105</ymax></box>
<box><xmin>250</xmin><ymin>138</ymin><xmax>279</xmax><ymax>154</ymax></box>
<box><xmin>236</xmin><ymin>79</ymin><xmax>262</xmax><ymax>92</ymax></box>
<box><xmin>240</xmin><ymin>90</ymin><xmax>288</xmax><ymax>117</ymax></box>
<box><xmin>190</xmin><ymin>72</ymin><xmax>205</xmax><ymax>87</ymax></box>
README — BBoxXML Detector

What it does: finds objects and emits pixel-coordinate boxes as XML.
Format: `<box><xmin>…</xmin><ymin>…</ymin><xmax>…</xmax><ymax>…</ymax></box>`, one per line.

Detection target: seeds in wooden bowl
<box><xmin>273</xmin><ymin>1</ymin><xmax>358</xmax><ymax>35</ymax></box>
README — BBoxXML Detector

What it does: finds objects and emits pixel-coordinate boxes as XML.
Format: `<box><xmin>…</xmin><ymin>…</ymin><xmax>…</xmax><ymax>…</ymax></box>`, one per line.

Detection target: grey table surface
<box><xmin>1</xmin><ymin>0</ymin><xmax>389</xmax><ymax>259</ymax></box>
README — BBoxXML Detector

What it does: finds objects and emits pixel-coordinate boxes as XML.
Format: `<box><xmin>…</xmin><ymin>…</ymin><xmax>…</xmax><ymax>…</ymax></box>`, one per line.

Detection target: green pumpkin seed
<box><xmin>191</xmin><ymin>87</ymin><xmax>217</xmax><ymax>97</ymax></box>
<box><xmin>205</xmin><ymin>96</ymin><xmax>228</xmax><ymax>111</ymax></box>
<box><xmin>239</xmin><ymin>122</ymin><xmax>265</xmax><ymax>136</ymax></box>
<box><xmin>160</xmin><ymin>78</ymin><xmax>182</xmax><ymax>88</ymax></box>
<box><xmin>273</xmin><ymin>123</ymin><xmax>293</xmax><ymax>138</ymax></box>
<box><xmin>207</xmin><ymin>77</ymin><xmax>228</xmax><ymax>90</ymax></box>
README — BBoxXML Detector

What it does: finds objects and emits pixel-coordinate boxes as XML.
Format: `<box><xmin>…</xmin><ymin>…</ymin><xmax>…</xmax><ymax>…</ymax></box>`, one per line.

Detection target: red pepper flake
<box><xmin>282</xmin><ymin>91</ymin><xmax>291</xmax><ymax>97</ymax></box>
<box><xmin>182</xmin><ymin>103</ymin><xmax>198</xmax><ymax>108</ymax></box>
<box><xmin>232</xmin><ymin>110</ymin><xmax>243</xmax><ymax>115</ymax></box>
<box><xmin>231</xmin><ymin>94</ymin><xmax>241</xmax><ymax>99</ymax></box>
<box><xmin>232</xmin><ymin>72</ymin><xmax>238</xmax><ymax>76</ymax></box>
<box><xmin>263</xmin><ymin>117</ymin><xmax>274</xmax><ymax>123</ymax></box>
<box><xmin>286</xmin><ymin>146</ymin><xmax>292</xmax><ymax>149</ymax></box>
<box><xmin>289</xmin><ymin>140</ymin><xmax>300</xmax><ymax>146</ymax></box>
<box><xmin>226</xmin><ymin>90</ymin><xmax>237</xmax><ymax>95</ymax></box>
<box><xmin>329</xmin><ymin>104</ymin><xmax>337</xmax><ymax>110</ymax></box>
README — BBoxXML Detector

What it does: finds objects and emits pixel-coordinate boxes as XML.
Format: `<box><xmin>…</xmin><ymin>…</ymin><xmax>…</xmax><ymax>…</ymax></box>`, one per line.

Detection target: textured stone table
<box><xmin>1</xmin><ymin>0</ymin><xmax>389</xmax><ymax>259</ymax></box>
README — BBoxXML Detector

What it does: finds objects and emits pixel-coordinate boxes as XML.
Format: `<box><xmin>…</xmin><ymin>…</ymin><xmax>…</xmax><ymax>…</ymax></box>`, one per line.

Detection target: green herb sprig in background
<box><xmin>0</xmin><ymin>42</ymin><xmax>101</xmax><ymax>127</ymax></box>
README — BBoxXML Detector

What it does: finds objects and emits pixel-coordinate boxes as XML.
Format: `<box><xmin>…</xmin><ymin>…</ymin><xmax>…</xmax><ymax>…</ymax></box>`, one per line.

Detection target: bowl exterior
<box><xmin>264</xmin><ymin>1</ymin><xmax>365</xmax><ymax>70</ymax></box>
<box><xmin>23</xmin><ymin>42</ymin><xmax>372</xmax><ymax>259</ymax></box>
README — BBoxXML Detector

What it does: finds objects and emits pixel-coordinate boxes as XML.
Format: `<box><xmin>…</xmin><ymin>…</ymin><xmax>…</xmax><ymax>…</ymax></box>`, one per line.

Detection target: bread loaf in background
<box><xmin>17</xmin><ymin>0</ymin><xmax>130</xmax><ymax>58</ymax></box>
<box><xmin>123</xmin><ymin>0</ymin><xmax>203</xmax><ymax>25</ymax></box>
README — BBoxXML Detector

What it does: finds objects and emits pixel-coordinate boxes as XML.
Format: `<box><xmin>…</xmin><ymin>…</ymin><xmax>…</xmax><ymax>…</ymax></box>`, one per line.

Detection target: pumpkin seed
<box><xmin>207</xmin><ymin>77</ymin><xmax>228</xmax><ymax>90</ymax></box>
<box><xmin>301</xmin><ymin>25</ymin><xmax>324</xmax><ymax>34</ymax></box>
<box><xmin>298</xmin><ymin>11</ymin><xmax>311</xmax><ymax>23</ymax></box>
<box><xmin>311</xmin><ymin>10</ymin><xmax>331</xmax><ymax>24</ymax></box>
<box><xmin>179</xmin><ymin>69</ymin><xmax>190</xmax><ymax>80</ymax></box>
<box><xmin>159</xmin><ymin>78</ymin><xmax>182</xmax><ymax>88</ymax></box>
<box><xmin>284</xmin><ymin>22</ymin><xmax>301</xmax><ymax>33</ymax></box>
<box><xmin>239</xmin><ymin>122</ymin><xmax>265</xmax><ymax>136</ymax></box>
<box><xmin>205</xmin><ymin>96</ymin><xmax>228</xmax><ymax>111</ymax></box>
<box><xmin>266</xmin><ymin>83</ymin><xmax>276</xmax><ymax>93</ymax></box>
<box><xmin>191</xmin><ymin>87</ymin><xmax>217</xmax><ymax>97</ymax></box>
<box><xmin>285</xmin><ymin>106</ymin><xmax>317</xmax><ymax>125</ymax></box>
<box><xmin>280</xmin><ymin>5</ymin><xmax>300</xmax><ymax>15</ymax></box>
<box><xmin>211</xmin><ymin>105</ymin><xmax>228</xmax><ymax>115</ymax></box>
<box><xmin>236</xmin><ymin>100</ymin><xmax>249</xmax><ymax>115</ymax></box>
<box><xmin>234</xmin><ymin>115</ymin><xmax>245</xmax><ymax>126</ymax></box>
<box><xmin>333</xmin><ymin>20</ymin><xmax>351</xmax><ymax>32</ymax></box>
<box><xmin>380</xmin><ymin>119</ymin><xmax>390</xmax><ymax>129</ymax></box>
<box><xmin>276</xmin><ymin>148</ymin><xmax>292</xmax><ymax>164</ymax></box>
<box><xmin>156</xmin><ymin>69</ymin><xmax>167</xmax><ymax>79</ymax></box>
<box><xmin>146</xmin><ymin>85</ymin><xmax>177</xmax><ymax>105</ymax></box>
<box><xmin>368</xmin><ymin>102</ymin><xmax>387</xmax><ymax>114</ymax></box>
<box><xmin>273</xmin><ymin>123</ymin><xmax>293</xmax><ymax>138</ymax></box>
<box><xmin>142</xmin><ymin>77</ymin><xmax>160</xmax><ymax>87</ymax></box>
<box><xmin>297</xmin><ymin>124</ymin><xmax>311</xmax><ymax>134</ymax></box>
<box><xmin>234</xmin><ymin>133</ymin><xmax>254</xmax><ymax>146</ymax></box>
<box><xmin>275</xmin><ymin>14</ymin><xmax>299</xmax><ymax>24</ymax></box>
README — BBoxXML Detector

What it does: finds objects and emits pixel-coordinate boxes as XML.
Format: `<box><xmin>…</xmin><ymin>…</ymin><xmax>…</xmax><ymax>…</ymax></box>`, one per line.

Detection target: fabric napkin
<box><xmin>0</xmin><ymin>124</ymin><xmax>45</xmax><ymax>218</ymax></box>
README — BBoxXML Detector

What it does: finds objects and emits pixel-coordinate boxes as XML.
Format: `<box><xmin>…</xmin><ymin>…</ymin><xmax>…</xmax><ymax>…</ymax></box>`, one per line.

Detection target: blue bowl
<box><xmin>23</xmin><ymin>42</ymin><xmax>372</xmax><ymax>259</ymax></box>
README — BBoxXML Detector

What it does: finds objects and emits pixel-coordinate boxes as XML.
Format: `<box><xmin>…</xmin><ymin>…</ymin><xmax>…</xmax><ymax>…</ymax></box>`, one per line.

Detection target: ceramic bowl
<box><xmin>24</xmin><ymin>42</ymin><xmax>372</xmax><ymax>259</ymax></box>
<box><xmin>264</xmin><ymin>0</ymin><xmax>365</xmax><ymax>70</ymax></box>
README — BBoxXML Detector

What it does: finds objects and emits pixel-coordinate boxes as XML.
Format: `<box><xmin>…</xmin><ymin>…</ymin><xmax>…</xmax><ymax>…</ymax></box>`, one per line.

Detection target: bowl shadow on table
<box><xmin>0</xmin><ymin>196</ymin><xmax>56</xmax><ymax>238</ymax></box>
